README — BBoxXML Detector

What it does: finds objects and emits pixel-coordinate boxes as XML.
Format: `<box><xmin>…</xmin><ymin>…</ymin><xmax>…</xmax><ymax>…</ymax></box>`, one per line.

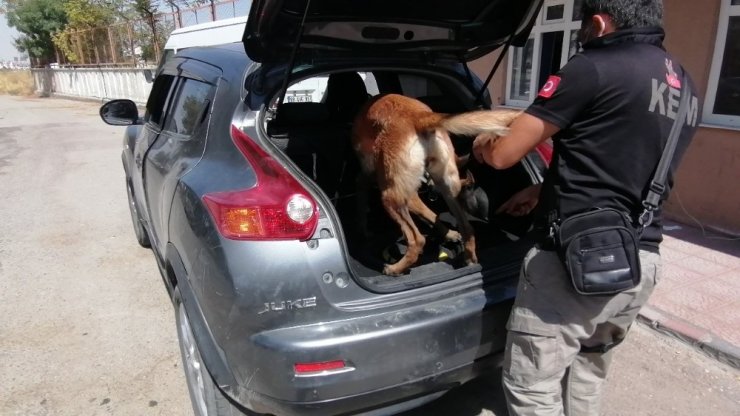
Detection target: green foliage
<box><xmin>63</xmin><ymin>0</ymin><xmax>115</xmax><ymax>28</ymax></box>
<box><xmin>2</xmin><ymin>0</ymin><xmax>67</xmax><ymax>63</ymax></box>
<box><xmin>132</xmin><ymin>0</ymin><xmax>165</xmax><ymax>62</ymax></box>
<box><xmin>133</xmin><ymin>0</ymin><xmax>159</xmax><ymax>19</ymax></box>
<box><xmin>1</xmin><ymin>0</ymin><xmax>203</xmax><ymax>65</ymax></box>
<box><xmin>52</xmin><ymin>0</ymin><xmax>116</xmax><ymax>63</ymax></box>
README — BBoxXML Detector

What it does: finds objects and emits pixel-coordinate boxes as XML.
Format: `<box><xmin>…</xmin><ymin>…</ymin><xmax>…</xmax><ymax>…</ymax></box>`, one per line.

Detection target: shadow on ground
<box><xmin>400</xmin><ymin>368</ymin><xmax>508</xmax><ymax>416</ymax></box>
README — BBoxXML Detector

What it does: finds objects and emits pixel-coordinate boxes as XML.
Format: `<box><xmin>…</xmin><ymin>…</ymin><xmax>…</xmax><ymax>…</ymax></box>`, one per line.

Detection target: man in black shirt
<box><xmin>472</xmin><ymin>1</ymin><xmax>699</xmax><ymax>414</ymax></box>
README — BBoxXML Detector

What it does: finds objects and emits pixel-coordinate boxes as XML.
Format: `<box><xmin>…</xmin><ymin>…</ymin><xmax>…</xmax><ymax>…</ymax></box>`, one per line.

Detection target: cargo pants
<box><xmin>502</xmin><ymin>246</ymin><xmax>661</xmax><ymax>416</ymax></box>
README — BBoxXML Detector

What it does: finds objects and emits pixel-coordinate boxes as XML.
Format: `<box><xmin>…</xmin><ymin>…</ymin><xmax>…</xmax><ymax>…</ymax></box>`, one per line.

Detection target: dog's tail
<box><xmin>439</xmin><ymin>109</ymin><xmax>522</xmax><ymax>137</ymax></box>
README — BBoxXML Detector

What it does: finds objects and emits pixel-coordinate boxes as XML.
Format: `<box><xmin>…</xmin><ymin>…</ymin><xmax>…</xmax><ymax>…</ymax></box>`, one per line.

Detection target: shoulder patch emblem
<box><xmin>665</xmin><ymin>59</ymin><xmax>682</xmax><ymax>89</ymax></box>
<box><xmin>538</xmin><ymin>75</ymin><xmax>561</xmax><ymax>99</ymax></box>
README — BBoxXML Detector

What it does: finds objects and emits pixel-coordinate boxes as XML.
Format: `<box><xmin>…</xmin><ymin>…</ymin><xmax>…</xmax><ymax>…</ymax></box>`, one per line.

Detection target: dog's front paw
<box><xmin>465</xmin><ymin>256</ymin><xmax>478</xmax><ymax>266</ymax></box>
<box><xmin>383</xmin><ymin>264</ymin><xmax>405</xmax><ymax>276</ymax></box>
<box><xmin>445</xmin><ymin>229</ymin><xmax>462</xmax><ymax>242</ymax></box>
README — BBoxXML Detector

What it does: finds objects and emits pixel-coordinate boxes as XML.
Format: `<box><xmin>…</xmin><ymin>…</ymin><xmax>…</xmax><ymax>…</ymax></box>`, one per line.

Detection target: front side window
<box><xmin>163</xmin><ymin>78</ymin><xmax>213</xmax><ymax>137</ymax></box>
<box><xmin>145</xmin><ymin>74</ymin><xmax>176</xmax><ymax>127</ymax></box>
<box><xmin>704</xmin><ymin>1</ymin><xmax>740</xmax><ymax>127</ymax></box>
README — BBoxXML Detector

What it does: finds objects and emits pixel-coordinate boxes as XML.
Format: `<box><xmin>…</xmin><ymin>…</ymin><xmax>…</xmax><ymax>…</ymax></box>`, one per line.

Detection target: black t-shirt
<box><xmin>526</xmin><ymin>27</ymin><xmax>700</xmax><ymax>251</ymax></box>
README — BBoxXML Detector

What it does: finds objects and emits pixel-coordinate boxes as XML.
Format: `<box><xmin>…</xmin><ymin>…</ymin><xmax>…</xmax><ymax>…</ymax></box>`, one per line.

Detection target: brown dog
<box><xmin>352</xmin><ymin>93</ymin><xmax>521</xmax><ymax>276</ymax></box>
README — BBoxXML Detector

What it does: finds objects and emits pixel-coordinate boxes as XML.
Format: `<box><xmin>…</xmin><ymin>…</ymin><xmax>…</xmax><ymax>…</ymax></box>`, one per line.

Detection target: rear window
<box><xmin>281</xmin><ymin>72</ymin><xmax>378</xmax><ymax>104</ymax></box>
<box><xmin>267</xmin><ymin>72</ymin><xmax>378</xmax><ymax>114</ymax></box>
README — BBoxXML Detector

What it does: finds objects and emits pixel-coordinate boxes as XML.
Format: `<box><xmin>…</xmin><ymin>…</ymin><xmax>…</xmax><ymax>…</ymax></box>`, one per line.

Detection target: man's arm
<box><xmin>472</xmin><ymin>113</ymin><xmax>560</xmax><ymax>169</ymax></box>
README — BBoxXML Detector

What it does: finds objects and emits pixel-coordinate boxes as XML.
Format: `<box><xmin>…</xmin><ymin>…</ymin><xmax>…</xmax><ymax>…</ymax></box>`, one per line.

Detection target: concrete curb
<box><xmin>637</xmin><ymin>305</ymin><xmax>740</xmax><ymax>370</ymax></box>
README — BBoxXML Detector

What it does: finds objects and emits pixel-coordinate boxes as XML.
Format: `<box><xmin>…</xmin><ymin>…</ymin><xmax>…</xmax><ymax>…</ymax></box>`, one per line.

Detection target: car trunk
<box><xmin>258</xmin><ymin>68</ymin><xmax>545</xmax><ymax>292</ymax></box>
<box><xmin>244</xmin><ymin>0</ymin><xmax>546</xmax><ymax>292</ymax></box>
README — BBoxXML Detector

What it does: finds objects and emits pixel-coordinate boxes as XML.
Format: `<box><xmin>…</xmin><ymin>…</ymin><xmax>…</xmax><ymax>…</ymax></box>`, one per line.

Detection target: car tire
<box><xmin>174</xmin><ymin>287</ymin><xmax>252</xmax><ymax>416</ymax></box>
<box><xmin>125</xmin><ymin>179</ymin><xmax>151</xmax><ymax>247</ymax></box>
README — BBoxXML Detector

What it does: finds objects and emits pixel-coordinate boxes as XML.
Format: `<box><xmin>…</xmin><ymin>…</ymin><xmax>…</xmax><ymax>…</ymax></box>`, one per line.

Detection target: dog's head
<box><xmin>457</xmin><ymin>166</ymin><xmax>490</xmax><ymax>222</ymax></box>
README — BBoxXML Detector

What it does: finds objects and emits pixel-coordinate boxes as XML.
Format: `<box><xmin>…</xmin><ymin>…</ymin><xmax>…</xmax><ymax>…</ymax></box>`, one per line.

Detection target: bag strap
<box><xmin>638</xmin><ymin>71</ymin><xmax>692</xmax><ymax>232</ymax></box>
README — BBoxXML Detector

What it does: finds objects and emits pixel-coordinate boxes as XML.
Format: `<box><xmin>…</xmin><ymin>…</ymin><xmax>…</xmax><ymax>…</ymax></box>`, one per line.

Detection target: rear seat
<box><xmin>267</xmin><ymin>102</ymin><xmax>353</xmax><ymax>199</ymax></box>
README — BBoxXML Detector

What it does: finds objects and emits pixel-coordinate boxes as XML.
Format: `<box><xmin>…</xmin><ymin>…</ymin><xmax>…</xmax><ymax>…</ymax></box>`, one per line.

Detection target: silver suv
<box><xmin>99</xmin><ymin>1</ymin><xmax>548</xmax><ymax>415</ymax></box>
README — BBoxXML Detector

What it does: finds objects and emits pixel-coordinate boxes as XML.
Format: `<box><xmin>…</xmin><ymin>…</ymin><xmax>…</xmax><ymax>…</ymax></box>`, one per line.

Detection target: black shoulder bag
<box><xmin>555</xmin><ymin>73</ymin><xmax>691</xmax><ymax>296</ymax></box>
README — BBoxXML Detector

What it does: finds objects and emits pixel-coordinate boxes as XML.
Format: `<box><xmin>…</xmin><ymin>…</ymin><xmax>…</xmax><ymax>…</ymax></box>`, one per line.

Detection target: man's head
<box><xmin>578</xmin><ymin>0</ymin><xmax>664</xmax><ymax>44</ymax></box>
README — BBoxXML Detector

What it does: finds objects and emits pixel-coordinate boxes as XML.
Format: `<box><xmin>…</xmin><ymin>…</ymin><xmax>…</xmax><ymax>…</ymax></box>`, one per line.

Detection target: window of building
<box><xmin>506</xmin><ymin>0</ymin><xmax>582</xmax><ymax>107</ymax></box>
<box><xmin>704</xmin><ymin>0</ymin><xmax>740</xmax><ymax>127</ymax></box>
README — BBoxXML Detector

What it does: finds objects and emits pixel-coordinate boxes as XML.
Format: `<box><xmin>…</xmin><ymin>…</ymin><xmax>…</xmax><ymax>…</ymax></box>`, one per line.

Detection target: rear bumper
<box><xmin>229</xmin><ymin>285</ymin><xmax>515</xmax><ymax>416</ymax></box>
<box><xmin>245</xmin><ymin>350</ymin><xmax>504</xmax><ymax>416</ymax></box>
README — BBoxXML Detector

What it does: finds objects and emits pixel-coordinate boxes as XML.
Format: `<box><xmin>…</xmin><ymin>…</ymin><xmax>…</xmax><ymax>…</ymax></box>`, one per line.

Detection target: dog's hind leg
<box><xmin>381</xmin><ymin>193</ymin><xmax>426</xmax><ymax>276</ymax></box>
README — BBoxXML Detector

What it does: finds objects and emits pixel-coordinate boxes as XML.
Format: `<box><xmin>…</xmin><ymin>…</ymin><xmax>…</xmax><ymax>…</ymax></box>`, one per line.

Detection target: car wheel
<box><xmin>174</xmin><ymin>288</ymin><xmax>249</xmax><ymax>416</ymax></box>
<box><xmin>125</xmin><ymin>180</ymin><xmax>150</xmax><ymax>247</ymax></box>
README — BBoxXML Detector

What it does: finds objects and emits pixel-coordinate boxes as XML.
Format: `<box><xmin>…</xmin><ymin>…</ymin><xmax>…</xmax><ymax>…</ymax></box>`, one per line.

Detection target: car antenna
<box><xmin>276</xmin><ymin>0</ymin><xmax>313</xmax><ymax>108</ymax></box>
<box><xmin>474</xmin><ymin>32</ymin><xmax>516</xmax><ymax>106</ymax></box>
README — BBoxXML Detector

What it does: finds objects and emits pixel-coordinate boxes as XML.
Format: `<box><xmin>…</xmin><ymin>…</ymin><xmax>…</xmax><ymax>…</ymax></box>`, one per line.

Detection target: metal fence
<box><xmin>167</xmin><ymin>0</ymin><xmax>250</xmax><ymax>27</ymax></box>
<box><xmin>53</xmin><ymin>0</ymin><xmax>250</xmax><ymax>67</ymax></box>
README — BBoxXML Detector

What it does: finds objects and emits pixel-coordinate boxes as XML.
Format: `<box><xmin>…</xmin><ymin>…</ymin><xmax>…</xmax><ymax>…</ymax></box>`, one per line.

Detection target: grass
<box><xmin>0</xmin><ymin>70</ymin><xmax>35</xmax><ymax>96</ymax></box>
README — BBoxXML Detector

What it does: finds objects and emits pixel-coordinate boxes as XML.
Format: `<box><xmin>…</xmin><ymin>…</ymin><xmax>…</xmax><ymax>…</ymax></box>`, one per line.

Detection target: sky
<box><xmin>0</xmin><ymin>1</ymin><xmax>252</xmax><ymax>63</ymax></box>
<box><xmin>0</xmin><ymin>15</ymin><xmax>22</xmax><ymax>61</ymax></box>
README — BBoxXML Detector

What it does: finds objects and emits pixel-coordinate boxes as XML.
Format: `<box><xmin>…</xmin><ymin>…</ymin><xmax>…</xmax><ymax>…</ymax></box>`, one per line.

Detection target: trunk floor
<box><xmin>347</xmin><ymin>217</ymin><xmax>535</xmax><ymax>292</ymax></box>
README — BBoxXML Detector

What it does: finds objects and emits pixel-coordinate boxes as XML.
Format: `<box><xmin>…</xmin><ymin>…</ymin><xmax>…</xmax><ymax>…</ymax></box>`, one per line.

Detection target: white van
<box><xmin>161</xmin><ymin>16</ymin><xmax>248</xmax><ymax>64</ymax></box>
<box><xmin>144</xmin><ymin>17</ymin><xmax>248</xmax><ymax>83</ymax></box>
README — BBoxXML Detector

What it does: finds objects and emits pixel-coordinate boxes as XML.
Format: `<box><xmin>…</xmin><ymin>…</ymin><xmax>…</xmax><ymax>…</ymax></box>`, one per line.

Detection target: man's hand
<box><xmin>472</xmin><ymin>133</ymin><xmax>498</xmax><ymax>165</ymax></box>
<box><xmin>496</xmin><ymin>184</ymin><xmax>542</xmax><ymax>216</ymax></box>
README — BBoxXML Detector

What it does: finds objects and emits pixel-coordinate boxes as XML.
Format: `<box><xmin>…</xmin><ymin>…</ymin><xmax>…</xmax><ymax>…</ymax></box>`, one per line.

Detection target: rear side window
<box><xmin>163</xmin><ymin>78</ymin><xmax>213</xmax><ymax>137</ymax></box>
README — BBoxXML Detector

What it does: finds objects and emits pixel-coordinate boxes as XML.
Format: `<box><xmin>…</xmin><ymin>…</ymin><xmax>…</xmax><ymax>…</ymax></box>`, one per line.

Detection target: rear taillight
<box><xmin>202</xmin><ymin>126</ymin><xmax>318</xmax><ymax>241</ymax></box>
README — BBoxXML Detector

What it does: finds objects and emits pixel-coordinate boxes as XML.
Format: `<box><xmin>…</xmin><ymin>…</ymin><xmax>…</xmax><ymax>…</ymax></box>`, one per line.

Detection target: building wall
<box><xmin>662</xmin><ymin>0</ymin><xmax>740</xmax><ymax>236</ymax></box>
<box><xmin>471</xmin><ymin>0</ymin><xmax>740</xmax><ymax>236</ymax></box>
<box><xmin>469</xmin><ymin>50</ymin><xmax>508</xmax><ymax>107</ymax></box>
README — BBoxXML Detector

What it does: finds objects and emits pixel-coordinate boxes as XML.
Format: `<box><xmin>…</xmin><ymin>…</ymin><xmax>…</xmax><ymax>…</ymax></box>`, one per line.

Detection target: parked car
<box><xmin>100</xmin><ymin>1</ymin><xmax>549</xmax><ymax>415</ymax></box>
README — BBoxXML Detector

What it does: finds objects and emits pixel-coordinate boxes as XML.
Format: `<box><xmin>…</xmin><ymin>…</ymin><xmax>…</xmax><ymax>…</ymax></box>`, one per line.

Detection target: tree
<box><xmin>134</xmin><ymin>0</ymin><xmax>165</xmax><ymax>61</ymax></box>
<box><xmin>52</xmin><ymin>0</ymin><xmax>116</xmax><ymax>64</ymax></box>
<box><xmin>1</xmin><ymin>0</ymin><xmax>67</xmax><ymax>65</ymax></box>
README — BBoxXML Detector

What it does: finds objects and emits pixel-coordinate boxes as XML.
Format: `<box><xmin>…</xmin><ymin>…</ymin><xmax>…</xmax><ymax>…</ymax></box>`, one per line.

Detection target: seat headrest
<box><xmin>324</xmin><ymin>72</ymin><xmax>369</xmax><ymax>121</ymax></box>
